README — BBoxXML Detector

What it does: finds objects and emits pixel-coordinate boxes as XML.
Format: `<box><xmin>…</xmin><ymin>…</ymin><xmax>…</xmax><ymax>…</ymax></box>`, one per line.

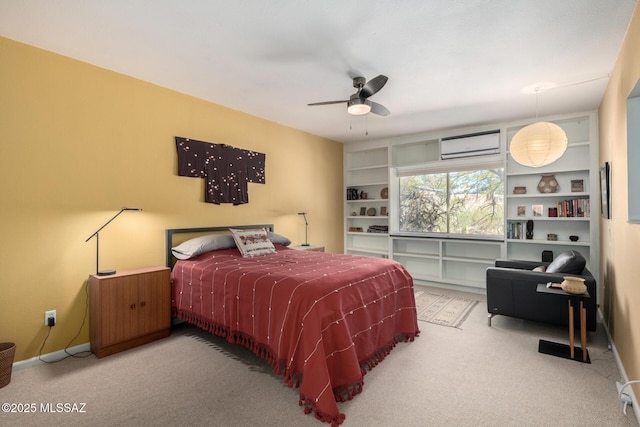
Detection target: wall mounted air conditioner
<box><xmin>440</xmin><ymin>130</ymin><xmax>500</xmax><ymax>160</ymax></box>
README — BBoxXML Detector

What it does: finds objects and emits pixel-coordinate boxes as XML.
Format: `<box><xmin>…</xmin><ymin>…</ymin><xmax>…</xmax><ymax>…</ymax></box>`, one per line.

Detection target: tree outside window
<box><xmin>399</xmin><ymin>167</ymin><xmax>504</xmax><ymax>238</ymax></box>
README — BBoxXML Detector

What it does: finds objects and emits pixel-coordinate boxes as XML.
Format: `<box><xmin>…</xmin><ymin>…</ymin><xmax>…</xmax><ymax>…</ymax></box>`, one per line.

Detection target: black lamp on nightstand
<box><xmin>298</xmin><ymin>212</ymin><xmax>310</xmax><ymax>246</ymax></box>
<box><xmin>85</xmin><ymin>207</ymin><xmax>142</xmax><ymax>276</ymax></box>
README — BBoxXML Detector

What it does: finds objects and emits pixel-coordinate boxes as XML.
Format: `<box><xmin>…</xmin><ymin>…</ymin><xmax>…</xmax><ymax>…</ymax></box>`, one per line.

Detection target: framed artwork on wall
<box><xmin>600</xmin><ymin>162</ymin><xmax>611</xmax><ymax>219</ymax></box>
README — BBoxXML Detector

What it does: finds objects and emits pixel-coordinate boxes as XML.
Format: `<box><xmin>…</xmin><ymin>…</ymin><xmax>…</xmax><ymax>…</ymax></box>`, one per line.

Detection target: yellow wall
<box><xmin>0</xmin><ymin>37</ymin><xmax>344</xmax><ymax>362</ymax></box>
<box><xmin>599</xmin><ymin>4</ymin><xmax>640</xmax><ymax>397</ymax></box>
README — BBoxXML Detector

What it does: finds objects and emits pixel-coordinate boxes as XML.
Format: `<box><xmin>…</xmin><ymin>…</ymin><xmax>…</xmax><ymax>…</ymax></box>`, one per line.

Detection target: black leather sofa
<box><xmin>486</xmin><ymin>250</ymin><xmax>597</xmax><ymax>331</ymax></box>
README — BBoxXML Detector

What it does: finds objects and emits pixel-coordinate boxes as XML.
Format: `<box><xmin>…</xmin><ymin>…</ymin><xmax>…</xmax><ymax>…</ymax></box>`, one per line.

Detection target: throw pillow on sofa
<box><xmin>545</xmin><ymin>250</ymin><xmax>586</xmax><ymax>274</ymax></box>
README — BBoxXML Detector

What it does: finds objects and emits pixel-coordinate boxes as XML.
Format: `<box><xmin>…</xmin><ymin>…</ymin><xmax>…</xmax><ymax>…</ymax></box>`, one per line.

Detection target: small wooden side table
<box><xmin>89</xmin><ymin>266</ymin><xmax>171</xmax><ymax>358</ymax></box>
<box><xmin>536</xmin><ymin>283</ymin><xmax>590</xmax><ymax>363</ymax></box>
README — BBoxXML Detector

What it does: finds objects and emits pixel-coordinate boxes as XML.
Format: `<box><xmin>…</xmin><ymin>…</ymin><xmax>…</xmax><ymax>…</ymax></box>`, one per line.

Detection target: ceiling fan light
<box><xmin>510</xmin><ymin>121</ymin><xmax>568</xmax><ymax>167</ymax></box>
<box><xmin>347</xmin><ymin>98</ymin><xmax>371</xmax><ymax>115</ymax></box>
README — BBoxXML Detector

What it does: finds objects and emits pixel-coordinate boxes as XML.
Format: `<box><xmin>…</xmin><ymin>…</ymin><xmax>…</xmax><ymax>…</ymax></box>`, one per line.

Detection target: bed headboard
<box><xmin>165</xmin><ymin>224</ymin><xmax>274</xmax><ymax>268</ymax></box>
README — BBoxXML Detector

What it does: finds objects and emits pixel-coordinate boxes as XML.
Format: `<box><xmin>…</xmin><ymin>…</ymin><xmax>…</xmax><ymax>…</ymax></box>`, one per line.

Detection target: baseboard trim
<box><xmin>413</xmin><ymin>279</ymin><xmax>486</xmax><ymax>296</ymax></box>
<box><xmin>12</xmin><ymin>343</ymin><xmax>91</xmax><ymax>372</ymax></box>
<box><xmin>600</xmin><ymin>309</ymin><xmax>640</xmax><ymax>422</ymax></box>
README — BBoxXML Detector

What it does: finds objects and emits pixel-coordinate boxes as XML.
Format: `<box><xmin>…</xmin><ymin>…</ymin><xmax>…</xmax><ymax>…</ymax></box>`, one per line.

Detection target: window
<box><xmin>398</xmin><ymin>166</ymin><xmax>504</xmax><ymax>238</ymax></box>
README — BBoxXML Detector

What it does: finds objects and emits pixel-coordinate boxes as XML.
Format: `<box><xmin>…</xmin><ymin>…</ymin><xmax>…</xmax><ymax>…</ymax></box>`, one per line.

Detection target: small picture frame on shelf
<box><xmin>548</xmin><ymin>207</ymin><xmax>558</xmax><ymax>217</ymax></box>
<box><xmin>380</xmin><ymin>206</ymin><xmax>388</xmax><ymax>216</ymax></box>
<box><xmin>517</xmin><ymin>206</ymin><xmax>526</xmax><ymax>217</ymax></box>
<box><xmin>532</xmin><ymin>204</ymin><xmax>543</xmax><ymax>217</ymax></box>
<box><xmin>359</xmin><ymin>207</ymin><xmax>366</xmax><ymax>216</ymax></box>
<box><xmin>571</xmin><ymin>179</ymin><xmax>584</xmax><ymax>192</ymax></box>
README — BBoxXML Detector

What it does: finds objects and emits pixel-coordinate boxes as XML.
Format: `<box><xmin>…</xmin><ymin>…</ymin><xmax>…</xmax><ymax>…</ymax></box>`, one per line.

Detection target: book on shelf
<box><xmin>507</xmin><ymin>221</ymin><xmax>523</xmax><ymax>239</ymax></box>
<box><xmin>367</xmin><ymin>225</ymin><xmax>388</xmax><ymax>233</ymax></box>
<box><xmin>556</xmin><ymin>198</ymin><xmax>590</xmax><ymax>218</ymax></box>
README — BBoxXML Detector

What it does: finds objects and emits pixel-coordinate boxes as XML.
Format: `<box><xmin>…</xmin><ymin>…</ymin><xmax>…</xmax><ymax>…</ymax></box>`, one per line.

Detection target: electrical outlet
<box><xmin>44</xmin><ymin>310</ymin><xmax>56</xmax><ymax>326</ymax></box>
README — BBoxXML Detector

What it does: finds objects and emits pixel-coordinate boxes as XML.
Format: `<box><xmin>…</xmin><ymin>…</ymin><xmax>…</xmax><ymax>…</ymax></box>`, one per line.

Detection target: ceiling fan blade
<box><xmin>370</xmin><ymin>101</ymin><xmax>390</xmax><ymax>116</ymax></box>
<box><xmin>360</xmin><ymin>75</ymin><xmax>388</xmax><ymax>98</ymax></box>
<box><xmin>308</xmin><ymin>100</ymin><xmax>348</xmax><ymax>106</ymax></box>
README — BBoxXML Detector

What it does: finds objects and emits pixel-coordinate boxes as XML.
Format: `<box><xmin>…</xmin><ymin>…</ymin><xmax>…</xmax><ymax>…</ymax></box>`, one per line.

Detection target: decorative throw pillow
<box><xmin>230</xmin><ymin>228</ymin><xmax>276</xmax><ymax>258</ymax></box>
<box><xmin>532</xmin><ymin>266</ymin><xmax>547</xmax><ymax>272</ymax></box>
<box><xmin>546</xmin><ymin>250</ymin><xmax>586</xmax><ymax>274</ymax></box>
<box><xmin>172</xmin><ymin>234</ymin><xmax>236</xmax><ymax>259</ymax></box>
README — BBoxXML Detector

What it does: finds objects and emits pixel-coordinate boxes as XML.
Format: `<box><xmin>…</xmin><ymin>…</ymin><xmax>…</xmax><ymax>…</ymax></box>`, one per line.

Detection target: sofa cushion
<box><xmin>546</xmin><ymin>250</ymin><xmax>586</xmax><ymax>274</ymax></box>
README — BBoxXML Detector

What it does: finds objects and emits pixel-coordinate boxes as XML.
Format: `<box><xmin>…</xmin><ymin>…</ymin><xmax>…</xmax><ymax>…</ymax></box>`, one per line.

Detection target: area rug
<box><xmin>414</xmin><ymin>290</ymin><xmax>479</xmax><ymax>328</ymax></box>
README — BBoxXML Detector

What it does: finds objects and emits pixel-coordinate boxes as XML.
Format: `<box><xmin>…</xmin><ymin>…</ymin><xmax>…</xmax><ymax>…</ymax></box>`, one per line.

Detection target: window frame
<box><xmin>392</xmin><ymin>156</ymin><xmax>505</xmax><ymax>241</ymax></box>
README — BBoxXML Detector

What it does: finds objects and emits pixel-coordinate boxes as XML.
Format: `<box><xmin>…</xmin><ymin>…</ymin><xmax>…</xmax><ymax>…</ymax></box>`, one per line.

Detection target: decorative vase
<box><xmin>513</xmin><ymin>186</ymin><xmax>527</xmax><ymax>194</ymax></box>
<box><xmin>561</xmin><ymin>277</ymin><xmax>587</xmax><ymax>295</ymax></box>
<box><xmin>537</xmin><ymin>174</ymin><xmax>559</xmax><ymax>193</ymax></box>
<box><xmin>526</xmin><ymin>220</ymin><xmax>534</xmax><ymax>240</ymax></box>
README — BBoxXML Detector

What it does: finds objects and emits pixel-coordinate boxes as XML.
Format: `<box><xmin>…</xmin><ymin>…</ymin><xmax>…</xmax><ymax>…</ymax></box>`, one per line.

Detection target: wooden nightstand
<box><xmin>291</xmin><ymin>245</ymin><xmax>325</xmax><ymax>252</ymax></box>
<box><xmin>89</xmin><ymin>266</ymin><xmax>171</xmax><ymax>358</ymax></box>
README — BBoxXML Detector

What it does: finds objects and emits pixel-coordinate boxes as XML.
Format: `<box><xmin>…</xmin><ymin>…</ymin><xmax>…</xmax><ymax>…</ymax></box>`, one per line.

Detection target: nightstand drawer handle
<box><xmin>130</xmin><ymin>303</ymin><xmax>136</xmax><ymax>310</ymax></box>
<box><xmin>140</xmin><ymin>301</ymin><xmax>146</xmax><ymax>307</ymax></box>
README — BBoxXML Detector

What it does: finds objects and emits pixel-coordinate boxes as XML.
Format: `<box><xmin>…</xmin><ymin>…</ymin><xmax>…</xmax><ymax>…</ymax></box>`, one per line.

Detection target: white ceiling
<box><xmin>0</xmin><ymin>1</ymin><xmax>636</xmax><ymax>144</ymax></box>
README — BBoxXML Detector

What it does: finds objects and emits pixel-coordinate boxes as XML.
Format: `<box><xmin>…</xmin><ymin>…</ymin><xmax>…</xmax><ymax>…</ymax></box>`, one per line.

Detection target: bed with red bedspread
<box><xmin>168</xmin><ymin>227</ymin><xmax>419</xmax><ymax>426</ymax></box>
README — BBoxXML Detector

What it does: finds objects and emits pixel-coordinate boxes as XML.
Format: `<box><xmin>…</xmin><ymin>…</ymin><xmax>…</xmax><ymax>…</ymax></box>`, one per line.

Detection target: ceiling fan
<box><xmin>308</xmin><ymin>75</ymin><xmax>390</xmax><ymax>116</ymax></box>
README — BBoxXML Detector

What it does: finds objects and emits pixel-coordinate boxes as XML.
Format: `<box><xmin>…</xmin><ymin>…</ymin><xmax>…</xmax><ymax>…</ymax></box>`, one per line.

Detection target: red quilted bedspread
<box><xmin>171</xmin><ymin>246</ymin><xmax>419</xmax><ymax>425</ymax></box>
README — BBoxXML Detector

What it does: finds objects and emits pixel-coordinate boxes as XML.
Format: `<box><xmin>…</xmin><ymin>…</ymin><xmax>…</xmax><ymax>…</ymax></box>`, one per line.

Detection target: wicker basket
<box><xmin>561</xmin><ymin>277</ymin><xmax>587</xmax><ymax>295</ymax></box>
<box><xmin>0</xmin><ymin>342</ymin><xmax>16</xmax><ymax>388</ymax></box>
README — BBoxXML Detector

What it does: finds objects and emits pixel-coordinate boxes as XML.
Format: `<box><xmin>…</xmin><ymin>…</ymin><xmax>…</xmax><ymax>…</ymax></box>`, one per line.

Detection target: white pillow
<box><xmin>171</xmin><ymin>234</ymin><xmax>235</xmax><ymax>260</ymax></box>
<box><xmin>230</xmin><ymin>228</ymin><xmax>276</xmax><ymax>258</ymax></box>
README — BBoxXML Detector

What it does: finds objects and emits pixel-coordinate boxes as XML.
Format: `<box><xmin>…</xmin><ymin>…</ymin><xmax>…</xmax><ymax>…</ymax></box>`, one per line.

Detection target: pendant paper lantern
<box><xmin>509</xmin><ymin>121</ymin><xmax>568</xmax><ymax>167</ymax></box>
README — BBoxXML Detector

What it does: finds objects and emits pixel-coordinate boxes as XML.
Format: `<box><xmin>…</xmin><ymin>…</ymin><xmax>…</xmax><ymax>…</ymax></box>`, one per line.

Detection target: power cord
<box><xmin>617</xmin><ymin>380</ymin><xmax>640</xmax><ymax>415</ymax></box>
<box><xmin>63</xmin><ymin>280</ymin><xmax>92</xmax><ymax>358</ymax></box>
<box><xmin>37</xmin><ymin>281</ymin><xmax>92</xmax><ymax>364</ymax></box>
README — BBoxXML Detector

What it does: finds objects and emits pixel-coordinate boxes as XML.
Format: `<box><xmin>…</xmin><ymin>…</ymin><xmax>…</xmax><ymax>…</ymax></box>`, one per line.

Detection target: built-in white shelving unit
<box><xmin>343</xmin><ymin>111</ymin><xmax>599</xmax><ymax>290</ymax></box>
<box><xmin>391</xmin><ymin>236</ymin><xmax>502</xmax><ymax>289</ymax></box>
<box><xmin>504</xmin><ymin>114</ymin><xmax>598</xmax><ymax>271</ymax></box>
<box><xmin>344</xmin><ymin>145</ymin><xmax>390</xmax><ymax>258</ymax></box>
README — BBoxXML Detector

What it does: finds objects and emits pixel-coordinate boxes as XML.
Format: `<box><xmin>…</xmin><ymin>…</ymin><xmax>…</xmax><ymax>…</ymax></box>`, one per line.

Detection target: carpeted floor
<box><xmin>0</xmin><ymin>284</ymin><xmax>637</xmax><ymax>426</ymax></box>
